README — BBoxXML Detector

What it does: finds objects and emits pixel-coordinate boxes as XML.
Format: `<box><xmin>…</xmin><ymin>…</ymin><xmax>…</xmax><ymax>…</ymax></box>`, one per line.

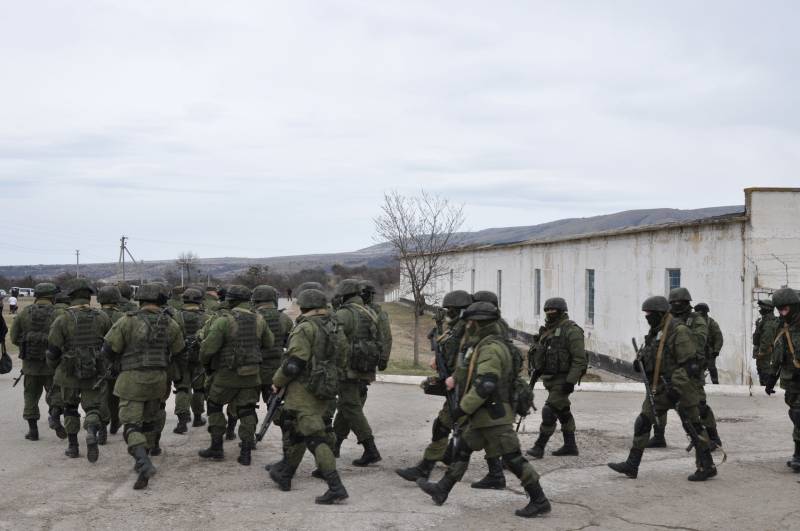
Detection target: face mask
<box><xmin>669</xmin><ymin>301</ymin><xmax>689</xmax><ymax>315</ymax></box>
<box><xmin>759</xmin><ymin>308</ymin><xmax>773</xmax><ymax>316</ymax></box>
<box><xmin>545</xmin><ymin>311</ymin><xmax>559</xmax><ymax>324</ymax></box>
<box><xmin>645</xmin><ymin>312</ymin><xmax>662</xmax><ymax>327</ymax></box>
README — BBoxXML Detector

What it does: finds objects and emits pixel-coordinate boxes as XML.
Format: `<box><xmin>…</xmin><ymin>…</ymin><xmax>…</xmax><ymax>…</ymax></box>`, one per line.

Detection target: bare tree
<box><xmin>175</xmin><ymin>251</ymin><xmax>200</xmax><ymax>285</ymax></box>
<box><xmin>374</xmin><ymin>190</ymin><xmax>464</xmax><ymax>366</ymax></box>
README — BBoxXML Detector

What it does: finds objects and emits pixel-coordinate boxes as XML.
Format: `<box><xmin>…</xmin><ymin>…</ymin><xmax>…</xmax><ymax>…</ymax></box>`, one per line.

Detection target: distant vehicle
<box><xmin>11</xmin><ymin>287</ymin><xmax>34</xmax><ymax>297</ymax></box>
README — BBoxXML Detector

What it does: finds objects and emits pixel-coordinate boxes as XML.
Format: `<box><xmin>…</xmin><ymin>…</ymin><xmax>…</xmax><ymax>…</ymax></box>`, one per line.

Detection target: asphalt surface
<box><xmin>0</xmin><ymin>371</ymin><xmax>797</xmax><ymax>531</ymax></box>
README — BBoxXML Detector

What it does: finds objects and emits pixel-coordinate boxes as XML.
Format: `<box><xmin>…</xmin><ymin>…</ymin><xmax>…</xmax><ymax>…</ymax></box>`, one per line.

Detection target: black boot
<box><xmin>97</xmin><ymin>424</ymin><xmax>108</xmax><ymax>445</ymax></box>
<box><xmin>787</xmin><ymin>441</ymin><xmax>800</xmax><ymax>471</ymax></box>
<box><xmin>49</xmin><ymin>408</ymin><xmax>67</xmax><ymax>439</ymax></box>
<box><xmin>237</xmin><ymin>441</ymin><xmax>252</xmax><ymax>466</ymax></box>
<box><xmin>86</xmin><ymin>425</ymin><xmax>99</xmax><ymax>463</ymax></box>
<box><xmin>471</xmin><ymin>457</ymin><xmax>506</xmax><ymax>489</ymax></box>
<box><xmin>174</xmin><ymin>414</ymin><xmax>190</xmax><ymax>434</ymax></box>
<box><xmin>265</xmin><ymin>456</ymin><xmax>287</xmax><ymax>472</ymax></box>
<box><xmin>416</xmin><ymin>474</ymin><xmax>457</xmax><ymax>506</ymax></box>
<box><xmin>225</xmin><ymin>416</ymin><xmax>237</xmax><ymax>440</ymax></box>
<box><xmin>311</xmin><ymin>468</ymin><xmax>325</xmax><ymax>479</ymax></box>
<box><xmin>515</xmin><ymin>482</ymin><xmax>552</xmax><ymax>518</ymax></box>
<box><xmin>193</xmin><ymin>414</ymin><xmax>207</xmax><ymax>427</ymax></box>
<box><xmin>65</xmin><ymin>433</ymin><xmax>80</xmax><ymax>458</ymax></box>
<box><xmin>688</xmin><ymin>448</ymin><xmax>717</xmax><ymax>481</ymax></box>
<box><xmin>198</xmin><ymin>434</ymin><xmax>224</xmax><ymax>460</ymax></box>
<box><xmin>646</xmin><ymin>425</ymin><xmax>667</xmax><ymax>448</ymax></box>
<box><xmin>607</xmin><ymin>448</ymin><xmax>644</xmax><ymax>479</ymax></box>
<box><xmin>316</xmin><ymin>471</ymin><xmax>349</xmax><ymax>504</ymax></box>
<box><xmin>526</xmin><ymin>432</ymin><xmax>551</xmax><ymax>459</ymax></box>
<box><xmin>268</xmin><ymin>461</ymin><xmax>296</xmax><ymax>491</ymax></box>
<box><xmin>706</xmin><ymin>426</ymin><xmax>722</xmax><ymax>450</ymax></box>
<box><xmin>552</xmin><ymin>432</ymin><xmax>579</xmax><ymax>456</ymax></box>
<box><xmin>352</xmin><ymin>438</ymin><xmax>382</xmax><ymax>467</ymax></box>
<box><xmin>133</xmin><ymin>446</ymin><xmax>157</xmax><ymax>490</ymax></box>
<box><xmin>333</xmin><ymin>436</ymin><xmax>344</xmax><ymax>458</ymax></box>
<box><xmin>25</xmin><ymin>419</ymin><xmax>39</xmax><ymax>441</ymax></box>
<box><xmin>150</xmin><ymin>432</ymin><xmax>162</xmax><ymax>456</ymax></box>
<box><xmin>396</xmin><ymin>459</ymin><xmax>436</xmax><ymax>482</ymax></box>
<box><xmin>109</xmin><ymin>418</ymin><xmax>120</xmax><ymax>435</ymax></box>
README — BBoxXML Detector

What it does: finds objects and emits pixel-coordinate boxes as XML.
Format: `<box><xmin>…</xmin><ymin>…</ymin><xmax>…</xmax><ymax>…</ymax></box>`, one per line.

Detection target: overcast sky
<box><xmin>1</xmin><ymin>1</ymin><xmax>798</xmax><ymax>266</ymax></box>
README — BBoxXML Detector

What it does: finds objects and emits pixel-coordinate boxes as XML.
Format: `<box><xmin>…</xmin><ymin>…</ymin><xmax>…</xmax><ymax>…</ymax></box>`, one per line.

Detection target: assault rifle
<box><xmin>12</xmin><ymin>369</ymin><xmax>24</xmax><ymax>387</ymax></box>
<box><xmin>632</xmin><ymin>338</ymin><xmax>659</xmax><ymax>429</ymax></box>
<box><xmin>256</xmin><ymin>387</ymin><xmax>286</xmax><ymax>443</ymax></box>
<box><xmin>428</xmin><ymin>309</ymin><xmax>462</xmax><ymax>455</ymax></box>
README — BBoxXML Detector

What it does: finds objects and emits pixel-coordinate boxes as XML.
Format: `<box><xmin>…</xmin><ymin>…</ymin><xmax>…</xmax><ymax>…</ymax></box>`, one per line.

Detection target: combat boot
<box><xmin>551</xmin><ymin>431</ymin><xmax>579</xmax><ymax>456</ymax></box>
<box><xmin>688</xmin><ymin>448</ymin><xmax>717</xmax><ymax>481</ymax></box>
<box><xmin>265</xmin><ymin>456</ymin><xmax>287</xmax><ymax>472</ymax></box>
<box><xmin>97</xmin><ymin>424</ymin><xmax>108</xmax><ymax>445</ymax></box>
<box><xmin>133</xmin><ymin>446</ymin><xmax>157</xmax><ymax>490</ymax></box>
<box><xmin>607</xmin><ymin>448</ymin><xmax>643</xmax><ymax>479</ymax></box>
<box><xmin>109</xmin><ymin>418</ymin><xmax>120</xmax><ymax>435</ymax></box>
<box><xmin>352</xmin><ymin>437</ymin><xmax>382</xmax><ymax>466</ymax></box>
<box><xmin>65</xmin><ymin>433</ymin><xmax>80</xmax><ymax>458</ymax></box>
<box><xmin>315</xmin><ymin>471</ymin><xmax>349</xmax><ymax>505</ymax></box>
<box><xmin>646</xmin><ymin>425</ymin><xmax>667</xmax><ymax>448</ymax></box>
<box><xmin>192</xmin><ymin>414</ymin><xmax>206</xmax><ymax>427</ymax></box>
<box><xmin>526</xmin><ymin>432</ymin><xmax>551</xmax><ymax>459</ymax></box>
<box><xmin>395</xmin><ymin>459</ymin><xmax>436</xmax><ymax>482</ymax></box>
<box><xmin>198</xmin><ymin>434</ymin><xmax>224</xmax><ymax>460</ymax></box>
<box><xmin>268</xmin><ymin>461</ymin><xmax>296</xmax><ymax>492</ymax></box>
<box><xmin>225</xmin><ymin>415</ymin><xmax>237</xmax><ymax>440</ymax></box>
<box><xmin>150</xmin><ymin>432</ymin><xmax>162</xmax><ymax>456</ymax></box>
<box><xmin>174</xmin><ymin>414</ymin><xmax>190</xmax><ymax>434</ymax></box>
<box><xmin>416</xmin><ymin>474</ymin><xmax>457</xmax><ymax>506</ymax></box>
<box><xmin>787</xmin><ymin>441</ymin><xmax>800</xmax><ymax>471</ymax></box>
<box><xmin>515</xmin><ymin>482</ymin><xmax>552</xmax><ymax>518</ymax></box>
<box><xmin>237</xmin><ymin>441</ymin><xmax>252</xmax><ymax>466</ymax></box>
<box><xmin>86</xmin><ymin>425</ymin><xmax>100</xmax><ymax>463</ymax></box>
<box><xmin>471</xmin><ymin>457</ymin><xmax>506</xmax><ymax>489</ymax></box>
<box><xmin>49</xmin><ymin>408</ymin><xmax>67</xmax><ymax>439</ymax></box>
<box><xmin>24</xmin><ymin>419</ymin><xmax>39</xmax><ymax>441</ymax></box>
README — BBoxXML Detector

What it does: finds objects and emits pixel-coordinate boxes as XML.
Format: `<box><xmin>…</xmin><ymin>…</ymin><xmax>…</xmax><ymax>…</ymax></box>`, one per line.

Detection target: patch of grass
<box><xmin>384</xmin><ymin>358</ymin><xmax>434</xmax><ymax>377</ymax></box>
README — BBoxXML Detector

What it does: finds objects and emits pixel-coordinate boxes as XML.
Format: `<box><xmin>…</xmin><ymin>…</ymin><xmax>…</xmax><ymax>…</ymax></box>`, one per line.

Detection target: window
<box><xmin>666</xmin><ymin>268</ymin><xmax>681</xmax><ymax>294</ymax></box>
<box><xmin>534</xmin><ymin>268</ymin><xmax>541</xmax><ymax>316</ymax></box>
<box><xmin>449</xmin><ymin>269</ymin><xmax>454</xmax><ymax>292</ymax></box>
<box><xmin>586</xmin><ymin>269</ymin><xmax>595</xmax><ymax>325</ymax></box>
<box><xmin>470</xmin><ymin>269</ymin><xmax>475</xmax><ymax>293</ymax></box>
<box><xmin>497</xmin><ymin>270</ymin><xmax>503</xmax><ymax>308</ymax></box>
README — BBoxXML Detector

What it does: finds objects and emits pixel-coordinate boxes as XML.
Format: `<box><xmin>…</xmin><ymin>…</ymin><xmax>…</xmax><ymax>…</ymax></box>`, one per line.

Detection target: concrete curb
<box><xmin>376</xmin><ymin>374</ymin><xmax>779</xmax><ymax>397</ymax></box>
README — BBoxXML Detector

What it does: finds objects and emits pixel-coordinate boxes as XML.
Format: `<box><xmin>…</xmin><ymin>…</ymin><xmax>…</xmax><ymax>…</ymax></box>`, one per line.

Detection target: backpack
<box><xmin>488</xmin><ymin>335</ymin><xmax>533</xmax><ymax>418</ymax></box>
<box><xmin>305</xmin><ymin>317</ymin><xmax>342</xmax><ymax>400</ymax></box>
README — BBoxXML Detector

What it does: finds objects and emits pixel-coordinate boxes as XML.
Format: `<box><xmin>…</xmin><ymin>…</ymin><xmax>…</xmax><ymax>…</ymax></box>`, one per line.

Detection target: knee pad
<box><xmin>305</xmin><ymin>436</ymin><xmax>328</xmax><ymax>454</ymax></box>
<box><xmin>141</xmin><ymin>421</ymin><xmax>155</xmax><ymax>433</ymax></box>
<box><xmin>123</xmin><ymin>423</ymin><xmax>141</xmax><ymax>443</ymax></box>
<box><xmin>207</xmin><ymin>400</ymin><xmax>223</xmax><ymax>414</ymax></box>
<box><xmin>432</xmin><ymin>418</ymin><xmax>451</xmax><ymax>441</ymax></box>
<box><xmin>541</xmin><ymin>404</ymin><xmax>557</xmax><ymax>426</ymax></box>
<box><xmin>634</xmin><ymin>413</ymin><xmax>653</xmax><ymax>437</ymax></box>
<box><xmin>64</xmin><ymin>406</ymin><xmax>80</xmax><ymax>418</ymax></box>
<box><xmin>237</xmin><ymin>404</ymin><xmax>258</xmax><ymax>419</ymax></box>
<box><xmin>501</xmin><ymin>450</ymin><xmax>525</xmax><ymax>476</ymax></box>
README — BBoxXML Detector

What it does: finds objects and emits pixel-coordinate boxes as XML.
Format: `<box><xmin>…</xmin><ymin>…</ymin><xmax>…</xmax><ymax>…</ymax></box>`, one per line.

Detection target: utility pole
<box><xmin>118</xmin><ymin>236</ymin><xmax>128</xmax><ymax>281</ymax></box>
<box><xmin>75</xmin><ymin>250</ymin><xmax>80</xmax><ymax>278</ymax></box>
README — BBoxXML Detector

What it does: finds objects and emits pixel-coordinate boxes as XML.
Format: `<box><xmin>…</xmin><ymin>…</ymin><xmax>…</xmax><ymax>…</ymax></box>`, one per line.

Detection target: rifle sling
<box><xmin>651</xmin><ymin>314</ymin><xmax>672</xmax><ymax>394</ymax></box>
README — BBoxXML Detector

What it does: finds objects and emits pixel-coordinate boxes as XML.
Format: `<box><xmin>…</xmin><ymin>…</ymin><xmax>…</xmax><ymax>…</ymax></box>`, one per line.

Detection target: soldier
<box><xmin>171</xmin><ymin>288</ymin><xmax>209</xmax><ymax>433</ymax></box>
<box><xmin>10</xmin><ymin>282</ymin><xmax>64</xmax><ymax>441</ymax></box>
<box><xmin>101</xmin><ymin>283</ymin><xmax>184</xmax><ymax>489</ymax></box>
<box><xmin>526</xmin><ymin>297</ymin><xmax>586</xmax><ymax>458</ymax></box>
<box><xmin>268</xmin><ymin>288</ymin><xmax>350</xmax><ymax>504</ymax></box>
<box><xmin>46</xmin><ymin>279</ymin><xmax>112</xmax><ymax>461</ymax></box>
<box><xmin>416</xmin><ymin>302</ymin><xmax>551</xmax><ymax>518</ymax></box>
<box><xmin>168</xmin><ymin>286</ymin><xmax>185</xmax><ymax>311</ymax></box>
<box><xmin>396</xmin><ymin>290</ymin><xmax>472</xmax><ymax>482</ymax></box>
<box><xmin>753</xmin><ymin>299</ymin><xmax>779</xmax><ymax>385</ymax></box>
<box><xmin>331</xmin><ymin>279</ymin><xmax>384</xmax><ymax>466</ymax></box>
<box><xmin>117</xmin><ymin>282</ymin><xmax>138</xmax><ymax>313</ymax></box>
<box><xmin>97</xmin><ymin>286</ymin><xmax>125</xmax><ymax>441</ymax></box>
<box><xmin>694</xmin><ymin>303</ymin><xmax>723</xmax><ymax>384</ymax></box>
<box><xmin>608</xmin><ymin>295</ymin><xmax>717</xmax><ymax>481</ymax></box>
<box><xmin>472</xmin><ymin>290</ymin><xmax>510</xmax><ymax>337</ymax></box>
<box><xmin>204</xmin><ymin>285</ymin><xmax>221</xmax><ymax>312</ymax></box>
<box><xmin>198</xmin><ymin>284</ymin><xmax>273</xmax><ymax>466</ymax></box>
<box><xmin>764</xmin><ymin>288</ymin><xmax>800</xmax><ymax>471</ymax></box>
<box><xmin>252</xmin><ymin>285</ymin><xmax>294</xmax><ymax>404</ymax></box>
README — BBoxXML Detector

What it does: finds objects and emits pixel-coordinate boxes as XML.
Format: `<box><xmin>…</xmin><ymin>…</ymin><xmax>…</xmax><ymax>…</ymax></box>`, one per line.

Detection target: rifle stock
<box><xmin>256</xmin><ymin>387</ymin><xmax>286</xmax><ymax>442</ymax></box>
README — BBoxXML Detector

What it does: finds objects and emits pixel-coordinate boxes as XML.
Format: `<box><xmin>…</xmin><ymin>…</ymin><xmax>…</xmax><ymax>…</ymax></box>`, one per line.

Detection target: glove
<box><xmin>562</xmin><ymin>382</ymin><xmax>575</xmax><ymax>393</ymax></box>
<box><xmin>764</xmin><ymin>374</ymin><xmax>778</xmax><ymax>395</ymax></box>
<box><xmin>666</xmin><ymin>386</ymin><xmax>681</xmax><ymax>404</ymax></box>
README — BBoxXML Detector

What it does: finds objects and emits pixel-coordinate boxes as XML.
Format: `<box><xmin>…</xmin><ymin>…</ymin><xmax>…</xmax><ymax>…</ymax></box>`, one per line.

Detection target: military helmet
<box><xmin>641</xmin><ymin>296</ymin><xmax>670</xmax><ymax>313</ymax></box>
<box><xmin>34</xmin><ymin>282</ymin><xmax>59</xmax><ymax>298</ymax></box>
<box><xmin>668</xmin><ymin>287</ymin><xmax>692</xmax><ymax>303</ymax></box>
<box><xmin>67</xmin><ymin>278</ymin><xmax>95</xmax><ymax>296</ymax></box>
<box><xmin>543</xmin><ymin>297</ymin><xmax>568</xmax><ymax>312</ymax></box>
<box><xmin>297</xmin><ymin>288</ymin><xmax>328</xmax><ymax>310</ymax></box>
<box><xmin>360</xmin><ymin>280</ymin><xmax>377</xmax><ymax>294</ymax></box>
<box><xmin>694</xmin><ymin>303</ymin><xmax>710</xmax><ymax>313</ymax></box>
<box><xmin>757</xmin><ymin>299</ymin><xmax>775</xmax><ymax>310</ymax></box>
<box><xmin>97</xmin><ymin>286</ymin><xmax>121</xmax><ymax>305</ymax></box>
<box><xmin>171</xmin><ymin>285</ymin><xmax>186</xmax><ymax>298</ymax></box>
<box><xmin>462</xmin><ymin>301</ymin><xmax>500</xmax><ymax>321</ymax></box>
<box><xmin>136</xmin><ymin>283</ymin><xmax>165</xmax><ymax>302</ymax></box>
<box><xmin>252</xmin><ymin>284</ymin><xmax>279</xmax><ymax>303</ymax></box>
<box><xmin>55</xmin><ymin>290</ymin><xmax>71</xmax><ymax>304</ymax></box>
<box><xmin>295</xmin><ymin>282</ymin><xmax>323</xmax><ymax>296</ymax></box>
<box><xmin>772</xmin><ymin>287</ymin><xmax>800</xmax><ymax>308</ymax></box>
<box><xmin>226</xmin><ymin>284</ymin><xmax>251</xmax><ymax>302</ymax></box>
<box><xmin>117</xmin><ymin>282</ymin><xmax>133</xmax><ymax>299</ymax></box>
<box><xmin>442</xmin><ymin>290</ymin><xmax>472</xmax><ymax>309</ymax></box>
<box><xmin>335</xmin><ymin>279</ymin><xmax>362</xmax><ymax>298</ymax></box>
<box><xmin>182</xmin><ymin>287</ymin><xmax>204</xmax><ymax>304</ymax></box>
<box><xmin>472</xmin><ymin>290</ymin><xmax>499</xmax><ymax>307</ymax></box>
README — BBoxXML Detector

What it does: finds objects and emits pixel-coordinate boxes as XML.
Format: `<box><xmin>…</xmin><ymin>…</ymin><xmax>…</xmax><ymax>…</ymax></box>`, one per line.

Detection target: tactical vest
<box><xmin>64</xmin><ymin>308</ymin><xmax>103</xmax><ymax>379</ymax></box>
<box><xmin>120</xmin><ymin>311</ymin><xmax>170</xmax><ymax>371</ymax></box>
<box><xmin>257</xmin><ymin>306</ymin><xmax>286</xmax><ymax>362</ymax></box>
<box><xmin>681</xmin><ymin>312</ymin><xmax>708</xmax><ymax>370</ymax></box>
<box><xmin>23</xmin><ymin>303</ymin><xmax>56</xmax><ymax>361</ymax></box>
<box><xmin>640</xmin><ymin>318</ymin><xmax>683</xmax><ymax>380</ymax></box>
<box><xmin>344</xmin><ymin>303</ymin><xmax>382</xmax><ymax>373</ymax></box>
<box><xmin>180</xmin><ymin>309</ymin><xmax>205</xmax><ymax>364</ymax></box>
<box><xmin>219</xmin><ymin>311</ymin><xmax>261</xmax><ymax>370</ymax></box>
<box><xmin>438</xmin><ymin>319</ymin><xmax>466</xmax><ymax>371</ymax></box>
<box><xmin>531</xmin><ymin>319</ymin><xmax>579</xmax><ymax>376</ymax></box>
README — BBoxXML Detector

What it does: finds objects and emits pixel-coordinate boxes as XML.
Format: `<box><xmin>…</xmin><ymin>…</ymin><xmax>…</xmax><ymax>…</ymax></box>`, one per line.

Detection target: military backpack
<box><xmin>22</xmin><ymin>304</ymin><xmax>56</xmax><ymax>361</ymax></box>
<box><xmin>345</xmin><ymin>303</ymin><xmax>383</xmax><ymax>373</ymax></box>
<box><xmin>305</xmin><ymin>316</ymin><xmax>344</xmax><ymax>400</ymax></box>
<box><xmin>63</xmin><ymin>307</ymin><xmax>104</xmax><ymax>379</ymax></box>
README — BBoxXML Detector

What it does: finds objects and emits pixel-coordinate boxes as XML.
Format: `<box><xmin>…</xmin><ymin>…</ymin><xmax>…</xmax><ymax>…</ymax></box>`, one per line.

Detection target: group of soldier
<box><xmin>5</xmin><ymin>273</ymin><xmax>800</xmax><ymax>519</ymax></box>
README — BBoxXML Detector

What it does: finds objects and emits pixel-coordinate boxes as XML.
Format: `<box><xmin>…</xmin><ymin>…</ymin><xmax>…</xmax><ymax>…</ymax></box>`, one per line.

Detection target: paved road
<box><xmin>0</xmin><ymin>373</ymin><xmax>796</xmax><ymax>531</ymax></box>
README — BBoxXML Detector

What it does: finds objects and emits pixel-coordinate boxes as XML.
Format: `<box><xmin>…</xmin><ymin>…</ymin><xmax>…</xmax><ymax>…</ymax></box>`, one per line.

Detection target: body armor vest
<box><xmin>257</xmin><ymin>307</ymin><xmax>286</xmax><ymax>361</ymax></box>
<box><xmin>121</xmin><ymin>311</ymin><xmax>169</xmax><ymax>371</ymax></box>
<box><xmin>24</xmin><ymin>304</ymin><xmax>55</xmax><ymax>360</ymax></box>
<box><xmin>438</xmin><ymin>319</ymin><xmax>466</xmax><ymax>371</ymax></box>
<box><xmin>640</xmin><ymin>319</ymin><xmax>682</xmax><ymax>380</ymax></box>
<box><xmin>65</xmin><ymin>307</ymin><xmax>103</xmax><ymax>379</ymax></box>
<box><xmin>180</xmin><ymin>309</ymin><xmax>205</xmax><ymax>365</ymax></box>
<box><xmin>219</xmin><ymin>311</ymin><xmax>261</xmax><ymax>369</ymax></box>
<box><xmin>532</xmin><ymin>319</ymin><xmax>576</xmax><ymax>375</ymax></box>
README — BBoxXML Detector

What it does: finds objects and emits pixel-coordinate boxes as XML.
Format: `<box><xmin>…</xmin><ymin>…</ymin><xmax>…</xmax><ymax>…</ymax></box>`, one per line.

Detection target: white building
<box><xmin>403</xmin><ymin>188</ymin><xmax>800</xmax><ymax>384</ymax></box>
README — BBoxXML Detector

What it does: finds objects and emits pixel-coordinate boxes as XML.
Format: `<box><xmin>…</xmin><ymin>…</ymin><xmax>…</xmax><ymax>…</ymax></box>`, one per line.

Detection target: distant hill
<box><xmin>0</xmin><ymin>205</ymin><xmax>744</xmax><ymax>281</ymax></box>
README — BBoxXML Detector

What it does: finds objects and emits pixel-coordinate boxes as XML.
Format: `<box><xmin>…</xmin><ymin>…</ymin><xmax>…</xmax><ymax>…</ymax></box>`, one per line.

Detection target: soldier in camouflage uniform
<box><xmin>204</xmin><ymin>286</ymin><xmax>221</xmax><ymax>312</ymax></box>
<box><xmin>396</xmin><ymin>290</ymin><xmax>472</xmax><ymax>482</ymax></box>
<box><xmin>472</xmin><ymin>290</ymin><xmax>510</xmax><ymax>337</ymax></box>
<box><xmin>47</xmin><ymin>279</ymin><xmax>112</xmax><ymax>461</ymax></box>
<box><xmin>198</xmin><ymin>285</ymin><xmax>274</xmax><ymax>466</ymax></box>
<box><xmin>10</xmin><ymin>282</ymin><xmax>64</xmax><ymax>441</ymax></box>
<box><xmin>101</xmin><ymin>283</ymin><xmax>184</xmax><ymax>489</ymax></box>
<box><xmin>764</xmin><ymin>288</ymin><xmax>800</xmax><ymax>471</ymax></box>
<box><xmin>417</xmin><ymin>302</ymin><xmax>551</xmax><ymax>518</ymax></box>
<box><xmin>694</xmin><ymin>303</ymin><xmax>723</xmax><ymax>384</ymax></box>
<box><xmin>332</xmin><ymin>279</ymin><xmax>384</xmax><ymax>466</ymax></box>
<box><xmin>252</xmin><ymin>285</ymin><xmax>294</xmax><ymax>404</ymax></box>
<box><xmin>168</xmin><ymin>285</ymin><xmax>185</xmax><ymax>312</ymax></box>
<box><xmin>526</xmin><ymin>297</ymin><xmax>587</xmax><ymax>458</ymax></box>
<box><xmin>171</xmin><ymin>288</ymin><xmax>209</xmax><ymax>433</ymax></box>
<box><xmin>268</xmin><ymin>289</ymin><xmax>350</xmax><ymax>504</ymax></box>
<box><xmin>753</xmin><ymin>299</ymin><xmax>779</xmax><ymax>385</ymax></box>
<box><xmin>97</xmin><ymin>286</ymin><xmax>125</xmax><ymax>441</ymax></box>
<box><xmin>608</xmin><ymin>295</ymin><xmax>717</xmax><ymax>481</ymax></box>
<box><xmin>117</xmin><ymin>282</ymin><xmax>138</xmax><ymax>313</ymax></box>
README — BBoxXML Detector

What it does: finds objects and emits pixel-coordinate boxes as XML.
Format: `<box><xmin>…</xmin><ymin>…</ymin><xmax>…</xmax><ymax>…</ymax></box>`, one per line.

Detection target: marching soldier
<box><xmin>753</xmin><ymin>299</ymin><xmax>779</xmax><ymax>385</ymax></box>
<box><xmin>117</xmin><ymin>282</ymin><xmax>138</xmax><ymax>313</ymax></box>
<box><xmin>171</xmin><ymin>288</ymin><xmax>209</xmax><ymax>433</ymax></box>
<box><xmin>694</xmin><ymin>303</ymin><xmax>723</xmax><ymax>384</ymax></box>
<box><xmin>97</xmin><ymin>286</ymin><xmax>125</xmax><ymax>442</ymax></box>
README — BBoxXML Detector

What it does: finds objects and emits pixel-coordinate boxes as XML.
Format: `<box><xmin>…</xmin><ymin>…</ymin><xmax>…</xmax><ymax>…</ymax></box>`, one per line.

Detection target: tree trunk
<box><xmin>413</xmin><ymin>310</ymin><xmax>420</xmax><ymax>367</ymax></box>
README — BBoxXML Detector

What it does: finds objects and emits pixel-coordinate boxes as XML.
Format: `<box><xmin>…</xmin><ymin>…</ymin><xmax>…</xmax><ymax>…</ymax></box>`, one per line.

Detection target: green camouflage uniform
<box><xmin>173</xmin><ymin>304</ymin><xmax>209</xmax><ymax>421</ymax></box>
<box><xmin>753</xmin><ymin>313</ymin><xmax>779</xmax><ymax>385</ymax></box>
<box><xmin>254</xmin><ymin>302</ymin><xmax>294</xmax><ymax>402</ymax></box>
<box><xmin>771</xmin><ymin>320</ymin><xmax>800</xmax><ymax>447</ymax></box>
<box><xmin>118</xmin><ymin>298</ymin><xmax>138</xmax><ymax>313</ymax></box>
<box><xmin>98</xmin><ymin>303</ymin><xmax>125</xmax><ymax>434</ymax></box>
<box><xmin>703</xmin><ymin>315</ymin><xmax>724</xmax><ymax>384</ymax></box>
